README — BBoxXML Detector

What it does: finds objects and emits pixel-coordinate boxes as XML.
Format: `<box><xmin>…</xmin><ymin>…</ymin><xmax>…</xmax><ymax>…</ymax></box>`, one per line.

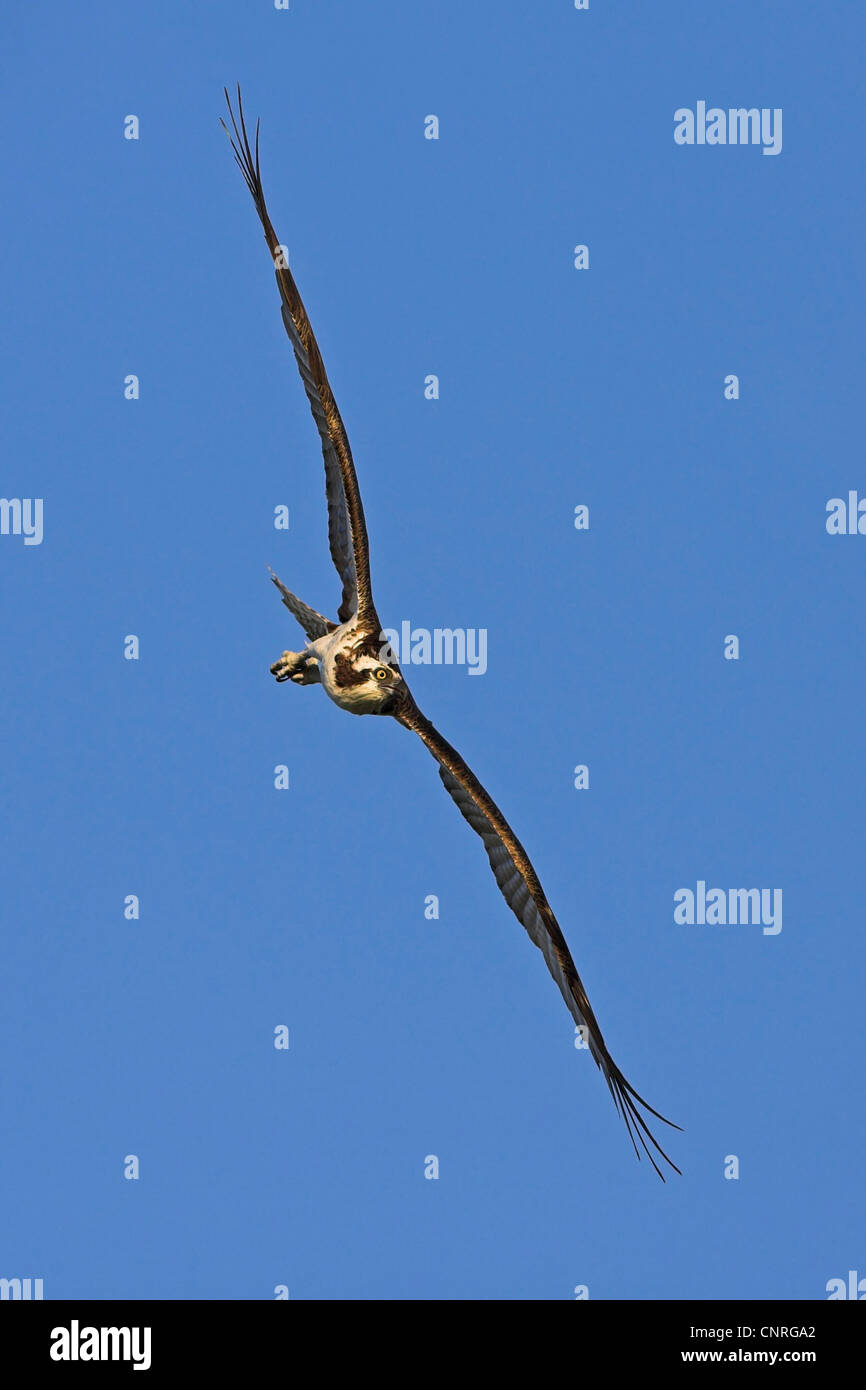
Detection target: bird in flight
<box><xmin>222</xmin><ymin>88</ymin><xmax>681</xmax><ymax>1179</ymax></box>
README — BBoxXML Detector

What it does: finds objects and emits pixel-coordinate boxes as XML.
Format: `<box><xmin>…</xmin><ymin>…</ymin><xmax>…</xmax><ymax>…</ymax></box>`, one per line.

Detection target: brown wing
<box><xmin>392</xmin><ymin>694</ymin><xmax>681</xmax><ymax>1180</ymax></box>
<box><xmin>222</xmin><ymin>87</ymin><xmax>373</xmax><ymax>627</ymax></box>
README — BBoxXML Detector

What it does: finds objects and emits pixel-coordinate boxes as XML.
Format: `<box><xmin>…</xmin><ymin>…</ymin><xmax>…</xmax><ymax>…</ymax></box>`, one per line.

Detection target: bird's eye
<box><xmin>374</xmin><ymin>667</ymin><xmax>389</xmax><ymax>681</ymax></box>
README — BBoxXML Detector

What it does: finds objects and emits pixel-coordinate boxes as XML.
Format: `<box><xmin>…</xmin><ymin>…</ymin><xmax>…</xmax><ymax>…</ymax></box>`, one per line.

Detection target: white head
<box><xmin>328</xmin><ymin>651</ymin><xmax>405</xmax><ymax>715</ymax></box>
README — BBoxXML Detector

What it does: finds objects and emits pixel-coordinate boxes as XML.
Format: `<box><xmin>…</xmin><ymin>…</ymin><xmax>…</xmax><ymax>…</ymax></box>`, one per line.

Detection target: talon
<box><xmin>271</xmin><ymin>649</ymin><xmax>318</xmax><ymax>685</ymax></box>
<box><xmin>270</xmin><ymin>649</ymin><xmax>297</xmax><ymax>681</ymax></box>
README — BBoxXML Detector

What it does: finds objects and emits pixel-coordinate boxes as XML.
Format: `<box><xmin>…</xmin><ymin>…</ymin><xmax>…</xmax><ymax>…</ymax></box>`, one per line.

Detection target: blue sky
<box><xmin>2</xmin><ymin>1</ymin><xmax>863</xmax><ymax>1300</ymax></box>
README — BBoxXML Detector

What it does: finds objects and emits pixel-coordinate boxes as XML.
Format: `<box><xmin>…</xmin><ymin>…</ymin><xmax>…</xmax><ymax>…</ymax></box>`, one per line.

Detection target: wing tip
<box><xmin>222</xmin><ymin>84</ymin><xmax>268</xmax><ymax>224</ymax></box>
<box><xmin>605</xmin><ymin>1065</ymin><xmax>682</xmax><ymax>1181</ymax></box>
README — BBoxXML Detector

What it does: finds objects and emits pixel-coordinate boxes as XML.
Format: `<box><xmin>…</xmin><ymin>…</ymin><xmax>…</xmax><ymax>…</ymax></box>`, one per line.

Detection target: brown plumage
<box><xmin>223</xmin><ymin>88</ymin><xmax>681</xmax><ymax>1179</ymax></box>
<box><xmin>222</xmin><ymin>86</ymin><xmax>375</xmax><ymax>629</ymax></box>
<box><xmin>391</xmin><ymin>691</ymin><xmax>681</xmax><ymax>1178</ymax></box>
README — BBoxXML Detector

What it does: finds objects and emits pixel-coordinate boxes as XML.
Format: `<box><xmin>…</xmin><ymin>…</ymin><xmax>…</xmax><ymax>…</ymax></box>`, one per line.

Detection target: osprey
<box><xmin>223</xmin><ymin>89</ymin><xmax>681</xmax><ymax>1179</ymax></box>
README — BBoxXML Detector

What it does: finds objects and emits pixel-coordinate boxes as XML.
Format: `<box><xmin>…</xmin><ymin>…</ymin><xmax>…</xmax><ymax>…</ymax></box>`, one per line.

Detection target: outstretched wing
<box><xmin>392</xmin><ymin>695</ymin><xmax>681</xmax><ymax>1180</ymax></box>
<box><xmin>222</xmin><ymin>87</ymin><xmax>374</xmax><ymax>627</ymax></box>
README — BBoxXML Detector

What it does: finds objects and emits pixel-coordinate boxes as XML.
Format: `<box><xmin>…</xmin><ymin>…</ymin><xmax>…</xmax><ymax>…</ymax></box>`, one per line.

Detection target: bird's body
<box><xmin>223</xmin><ymin>89</ymin><xmax>681</xmax><ymax>1179</ymax></box>
<box><xmin>274</xmin><ymin>614</ymin><xmax>403</xmax><ymax>716</ymax></box>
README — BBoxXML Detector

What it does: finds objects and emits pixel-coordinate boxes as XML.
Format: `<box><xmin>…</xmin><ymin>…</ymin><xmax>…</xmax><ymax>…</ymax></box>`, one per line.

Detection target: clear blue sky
<box><xmin>2</xmin><ymin>1</ymin><xmax>863</xmax><ymax>1300</ymax></box>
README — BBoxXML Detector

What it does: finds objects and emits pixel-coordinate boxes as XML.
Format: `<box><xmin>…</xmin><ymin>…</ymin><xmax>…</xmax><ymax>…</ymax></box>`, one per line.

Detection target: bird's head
<box><xmin>329</xmin><ymin>638</ymin><xmax>408</xmax><ymax>715</ymax></box>
<box><xmin>358</xmin><ymin>657</ymin><xmax>405</xmax><ymax>714</ymax></box>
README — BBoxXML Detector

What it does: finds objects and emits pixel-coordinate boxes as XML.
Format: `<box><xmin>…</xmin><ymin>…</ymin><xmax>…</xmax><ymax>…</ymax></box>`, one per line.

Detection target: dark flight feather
<box><xmin>222</xmin><ymin>86</ymin><xmax>375</xmax><ymax>628</ymax></box>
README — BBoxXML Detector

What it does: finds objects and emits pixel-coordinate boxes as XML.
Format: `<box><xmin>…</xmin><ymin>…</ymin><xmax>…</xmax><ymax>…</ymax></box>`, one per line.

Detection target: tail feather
<box><xmin>268</xmin><ymin>568</ymin><xmax>336</xmax><ymax>641</ymax></box>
